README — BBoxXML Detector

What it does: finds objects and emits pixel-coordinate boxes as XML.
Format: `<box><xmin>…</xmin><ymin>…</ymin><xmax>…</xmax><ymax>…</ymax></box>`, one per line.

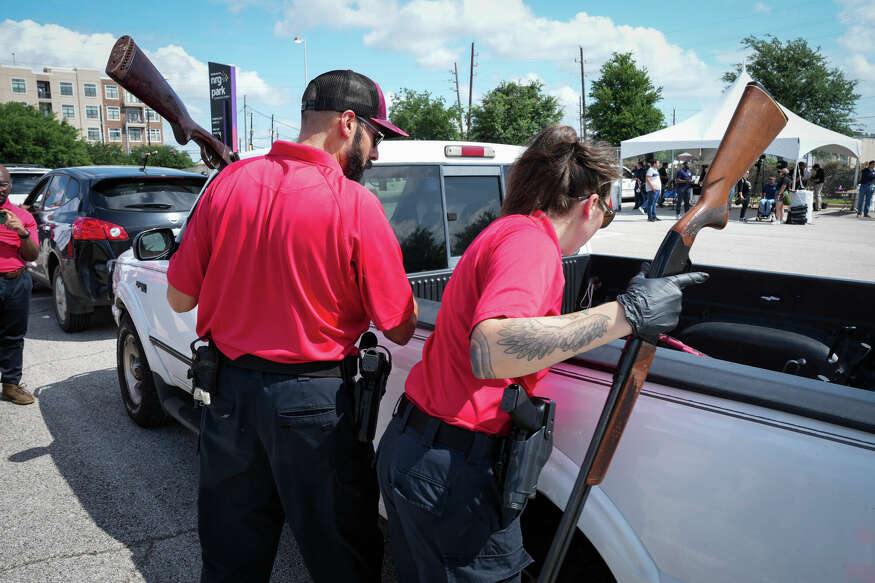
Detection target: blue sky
<box><xmin>2</xmin><ymin>0</ymin><xmax>872</xmax><ymax>158</ymax></box>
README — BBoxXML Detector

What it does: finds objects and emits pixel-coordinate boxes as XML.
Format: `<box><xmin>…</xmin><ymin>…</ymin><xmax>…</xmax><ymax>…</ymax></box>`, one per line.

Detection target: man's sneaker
<box><xmin>2</xmin><ymin>383</ymin><xmax>34</xmax><ymax>405</ymax></box>
<box><xmin>676</xmin><ymin>214</ymin><xmax>681</xmax><ymax>220</ymax></box>
<box><xmin>866</xmin><ymin>214</ymin><xmax>872</xmax><ymax>218</ymax></box>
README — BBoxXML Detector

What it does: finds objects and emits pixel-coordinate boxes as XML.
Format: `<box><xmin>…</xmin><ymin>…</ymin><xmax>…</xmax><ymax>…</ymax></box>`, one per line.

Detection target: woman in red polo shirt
<box><xmin>376</xmin><ymin>125</ymin><xmax>707</xmax><ymax>582</ymax></box>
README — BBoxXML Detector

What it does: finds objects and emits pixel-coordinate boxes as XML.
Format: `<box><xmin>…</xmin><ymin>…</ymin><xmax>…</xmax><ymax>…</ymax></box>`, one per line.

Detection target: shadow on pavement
<box><xmin>25</xmin><ymin>290</ymin><xmax>117</xmax><ymax>343</ymax></box>
<box><xmin>7</xmin><ymin>368</ymin><xmax>395</xmax><ymax>582</ymax></box>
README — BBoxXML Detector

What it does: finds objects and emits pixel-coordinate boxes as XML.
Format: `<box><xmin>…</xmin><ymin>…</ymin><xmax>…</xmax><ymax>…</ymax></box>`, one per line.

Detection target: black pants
<box><xmin>0</xmin><ymin>272</ymin><xmax>31</xmax><ymax>385</ymax></box>
<box><xmin>376</xmin><ymin>403</ymin><xmax>532</xmax><ymax>582</ymax></box>
<box><xmin>633</xmin><ymin>184</ymin><xmax>644</xmax><ymax>209</ymax></box>
<box><xmin>198</xmin><ymin>362</ymin><xmax>382</xmax><ymax>583</ymax></box>
<box><xmin>739</xmin><ymin>195</ymin><xmax>750</xmax><ymax>220</ymax></box>
<box><xmin>675</xmin><ymin>187</ymin><xmax>691</xmax><ymax>215</ymax></box>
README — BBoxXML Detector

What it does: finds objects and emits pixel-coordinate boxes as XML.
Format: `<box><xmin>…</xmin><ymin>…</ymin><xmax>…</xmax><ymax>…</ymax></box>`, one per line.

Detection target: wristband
<box><xmin>18</xmin><ymin>232</ymin><xmax>29</xmax><ymax>240</ymax></box>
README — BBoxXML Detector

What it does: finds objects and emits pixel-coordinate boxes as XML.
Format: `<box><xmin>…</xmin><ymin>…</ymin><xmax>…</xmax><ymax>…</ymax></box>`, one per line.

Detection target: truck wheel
<box><xmin>53</xmin><ymin>269</ymin><xmax>91</xmax><ymax>332</ymax></box>
<box><xmin>117</xmin><ymin>314</ymin><xmax>168</xmax><ymax>427</ymax></box>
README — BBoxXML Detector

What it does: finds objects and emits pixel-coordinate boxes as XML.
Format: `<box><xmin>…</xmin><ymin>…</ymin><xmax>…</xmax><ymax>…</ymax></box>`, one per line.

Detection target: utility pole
<box><xmin>271</xmin><ymin>114</ymin><xmax>275</xmax><ymax>144</ymax></box>
<box><xmin>243</xmin><ymin>95</ymin><xmax>248</xmax><ymax>151</ymax></box>
<box><xmin>672</xmin><ymin>108</ymin><xmax>676</xmax><ymax>125</ymax></box>
<box><xmin>467</xmin><ymin>42</ymin><xmax>476</xmax><ymax>140</ymax></box>
<box><xmin>249</xmin><ymin>112</ymin><xmax>254</xmax><ymax>151</ymax></box>
<box><xmin>451</xmin><ymin>62</ymin><xmax>464</xmax><ymax>136</ymax></box>
<box><xmin>577</xmin><ymin>46</ymin><xmax>587</xmax><ymax>140</ymax></box>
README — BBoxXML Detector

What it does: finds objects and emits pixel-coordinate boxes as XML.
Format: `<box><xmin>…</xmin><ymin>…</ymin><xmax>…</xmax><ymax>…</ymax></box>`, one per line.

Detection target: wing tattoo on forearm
<box><xmin>496</xmin><ymin>312</ymin><xmax>610</xmax><ymax>362</ymax></box>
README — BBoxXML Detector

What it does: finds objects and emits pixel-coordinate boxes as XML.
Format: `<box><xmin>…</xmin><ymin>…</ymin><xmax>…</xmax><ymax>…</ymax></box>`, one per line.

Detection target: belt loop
<box><xmin>467</xmin><ymin>432</ymin><xmax>491</xmax><ymax>462</ymax></box>
<box><xmin>397</xmin><ymin>396</ymin><xmax>414</xmax><ymax>432</ymax></box>
<box><xmin>421</xmin><ymin>417</ymin><xmax>439</xmax><ymax>448</ymax></box>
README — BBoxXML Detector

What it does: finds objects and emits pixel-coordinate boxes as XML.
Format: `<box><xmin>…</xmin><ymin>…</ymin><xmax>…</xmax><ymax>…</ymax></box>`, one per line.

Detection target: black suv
<box><xmin>23</xmin><ymin>166</ymin><xmax>206</xmax><ymax>332</ymax></box>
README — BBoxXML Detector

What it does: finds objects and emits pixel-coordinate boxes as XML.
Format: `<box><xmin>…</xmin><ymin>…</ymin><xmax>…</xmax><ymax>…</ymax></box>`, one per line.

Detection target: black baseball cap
<box><xmin>302</xmin><ymin>70</ymin><xmax>408</xmax><ymax>138</ymax></box>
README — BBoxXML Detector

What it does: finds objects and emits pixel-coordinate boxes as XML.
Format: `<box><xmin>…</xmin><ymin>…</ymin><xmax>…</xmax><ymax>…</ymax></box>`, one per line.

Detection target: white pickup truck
<box><xmin>111</xmin><ymin>140</ymin><xmax>875</xmax><ymax>583</ymax></box>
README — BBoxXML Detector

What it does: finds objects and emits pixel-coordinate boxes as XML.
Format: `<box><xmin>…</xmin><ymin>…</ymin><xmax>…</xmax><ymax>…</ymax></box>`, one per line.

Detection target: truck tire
<box><xmin>117</xmin><ymin>314</ymin><xmax>168</xmax><ymax>427</ymax></box>
<box><xmin>53</xmin><ymin>269</ymin><xmax>92</xmax><ymax>332</ymax></box>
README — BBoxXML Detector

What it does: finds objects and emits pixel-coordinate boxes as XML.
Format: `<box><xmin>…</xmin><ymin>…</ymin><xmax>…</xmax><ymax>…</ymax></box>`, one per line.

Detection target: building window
<box><xmin>87</xmin><ymin>127</ymin><xmax>101</xmax><ymax>142</ymax></box>
<box><xmin>125</xmin><ymin>92</ymin><xmax>142</xmax><ymax>104</ymax></box>
<box><xmin>145</xmin><ymin>108</ymin><xmax>160</xmax><ymax>122</ymax></box>
<box><xmin>128</xmin><ymin>127</ymin><xmax>143</xmax><ymax>142</ymax></box>
<box><xmin>108</xmin><ymin>128</ymin><xmax>122</xmax><ymax>142</ymax></box>
<box><xmin>83</xmin><ymin>83</ymin><xmax>97</xmax><ymax>97</ymax></box>
<box><xmin>106</xmin><ymin>106</ymin><xmax>120</xmax><ymax>121</ymax></box>
<box><xmin>105</xmin><ymin>84</ymin><xmax>119</xmax><ymax>100</ymax></box>
<box><xmin>11</xmin><ymin>78</ymin><xmax>25</xmax><ymax>94</ymax></box>
<box><xmin>60</xmin><ymin>81</ymin><xmax>74</xmax><ymax>96</ymax></box>
<box><xmin>85</xmin><ymin>105</ymin><xmax>99</xmax><ymax>119</ymax></box>
<box><xmin>149</xmin><ymin>128</ymin><xmax>162</xmax><ymax>142</ymax></box>
<box><xmin>126</xmin><ymin>109</ymin><xmax>143</xmax><ymax>123</ymax></box>
<box><xmin>39</xmin><ymin>103</ymin><xmax>53</xmax><ymax>117</ymax></box>
<box><xmin>62</xmin><ymin>104</ymin><xmax>75</xmax><ymax>119</ymax></box>
<box><xmin>37</xmin><ymin>80</ymin><xmax>51</xmax><ymax>99</ymax></box>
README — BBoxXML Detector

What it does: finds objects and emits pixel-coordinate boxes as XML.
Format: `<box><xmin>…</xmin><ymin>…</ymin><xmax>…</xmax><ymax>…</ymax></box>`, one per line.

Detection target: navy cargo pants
<box><xmin>376</xmin><ymin>399</ymin><xmax>532</xmax><ymax>582</ymax></box>
<box><xmin>0</xmin><ymin>272</ymin><xmax>31</xmax><ymax>386</ymax></box>
<box><xmin>198</xmin><ymin>361</ymin><xmax>382</xmax><ymax>583</ymax></box>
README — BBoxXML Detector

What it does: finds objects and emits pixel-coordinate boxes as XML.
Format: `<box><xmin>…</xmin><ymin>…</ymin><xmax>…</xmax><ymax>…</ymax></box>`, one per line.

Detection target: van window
<box><xmin>444</xmin><ymin>175</ymin><xmax>501</xmax><ymax>256</ymax></box>
<box><xmin>362</xmin><ymin>165</ymin><xmax>448</xmax><ymax>273</ymax></box>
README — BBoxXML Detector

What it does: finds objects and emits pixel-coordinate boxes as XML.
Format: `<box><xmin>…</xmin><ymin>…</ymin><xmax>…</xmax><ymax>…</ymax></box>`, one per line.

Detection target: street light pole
<box><xmin>293</xmin><ymin>37</ymin><xmax>308</xmax><ymax>89</ymax></box>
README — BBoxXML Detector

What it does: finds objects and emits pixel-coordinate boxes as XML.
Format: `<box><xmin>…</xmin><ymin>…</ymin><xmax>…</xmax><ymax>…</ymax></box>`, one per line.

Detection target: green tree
<box><xmin>723</xmin><ymin>36</ymin><xmax>860</xmax><ymax>135</ymax></box>
<box><xmin>129</xmin><ymin>145</ymin><xmax>194</xmax><ymax>169</ymax></box>
<box><xmin>587</xmin><ymin>52</ymin><xmax>665</xmax><ymax>146</ymax></box>
<box><xmin>470</xmin><ymin>81</ymin><xmax>563</xmax><ymax>145</ymax></box>
<box><xmin>390</xmin><ymin>88</ymin><xmax>462</xmax><ymax>140</ymax></box>
<box><xmin>0</xmin><ymin>102</ymin><xmax>90</xmax><ymax>167</ymax></box>
<box><xmin>84</xmin><ymin>142</ymin><xmax>129</xmax><ymax>165</ymax></box>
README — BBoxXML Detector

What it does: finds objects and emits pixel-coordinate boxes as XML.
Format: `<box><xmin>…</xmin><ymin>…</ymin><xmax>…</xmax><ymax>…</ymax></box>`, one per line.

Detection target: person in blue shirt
<box><xmin>858</xmin><ymin>160</ymin><xmax>875</xmax><ymax>218</ymax></box>
<box><xmin>760</xmin><ymin>176</ymin><xmax>778</xmax><ymax>218</ymax></box>
<box><xmin>674</xmin><ymin>161</ymin><xmax>693</xmax><ymax>219</ymax></box>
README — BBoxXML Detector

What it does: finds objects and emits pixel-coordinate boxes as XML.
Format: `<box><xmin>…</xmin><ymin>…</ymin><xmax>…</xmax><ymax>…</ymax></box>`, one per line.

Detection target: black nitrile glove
<box><xmin>616</xmin><ymin>263</ymin><xmax>709</xmax><ymax>343</ymax></box>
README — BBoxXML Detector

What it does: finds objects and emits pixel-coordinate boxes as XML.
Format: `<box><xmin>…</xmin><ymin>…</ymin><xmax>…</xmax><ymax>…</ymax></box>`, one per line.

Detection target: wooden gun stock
<box><xmin>538</xmin><ymin>82</ymin><xmax>788</xmax><ymax>583</ymax></box>
<box><xmin>105</xmin><ymin>35</ymin><xmax>237</xmax><ymax>170</ymax></box>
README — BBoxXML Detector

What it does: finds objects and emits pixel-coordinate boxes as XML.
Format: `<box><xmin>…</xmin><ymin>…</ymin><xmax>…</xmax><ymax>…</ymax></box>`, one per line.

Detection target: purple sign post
<box><xmin>208</xmin><ymin>62</ymin><xmax>238</xmax><ymax>152</ymax></box>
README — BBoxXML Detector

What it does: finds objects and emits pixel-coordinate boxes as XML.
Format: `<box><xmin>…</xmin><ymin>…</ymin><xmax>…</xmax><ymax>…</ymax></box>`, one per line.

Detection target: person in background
<box><xmin>811</xmin><ymin>163</ymin><xmax>825</xmax><ymax>211</ymax></box>
<box><xmin>736</xmin><ymin>170</ymin><xmax>752</xmax><ymax>222</ymax></box>
<box><xmin>633</xmin><ymin>160</ymin><xmax>646</xmax><ymax>212</ymax></box>
<box><xmin>858</xmin><ymin>160</ymin><xmax>875</xmax><ymax>218</ymax></box>
<box><xmin>775</xmin><ymin>167</ymin><xmax>791</xmax><ymax>224</ymax></box>
<box><xmin>794</xmin><ymin>161</ymin><xmax>809</xmax><ymax>190</ymax></box>
<box><xmin>675</xmin><ymin>161</ymin><xmax>693</xmax><ymax>219</ymax></box>
<box><xmin>0</xmin><ymin>165</ymin><xmax>38</xmax><ymax>406</ymax></box>
<box><xmin>645</xmin><ymin>159</ymin><xmax>662</xmax><ymax>222</ymax></box>
<box><xmin>657</xmin><ymin>162</ymin><xmax>669</xmax><ymax>207</ymax></box>
<box><xmin>760</xmin><ymin>176</ymin><xmax>778</xmax><ymax>218</ymax></box>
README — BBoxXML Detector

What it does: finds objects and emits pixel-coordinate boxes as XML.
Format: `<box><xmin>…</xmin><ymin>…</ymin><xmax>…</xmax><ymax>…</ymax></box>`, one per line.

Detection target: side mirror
<box><xmin>133</xmin><ymin>228</ymin><xmax>176</xmax><ymax>261</ymax></box>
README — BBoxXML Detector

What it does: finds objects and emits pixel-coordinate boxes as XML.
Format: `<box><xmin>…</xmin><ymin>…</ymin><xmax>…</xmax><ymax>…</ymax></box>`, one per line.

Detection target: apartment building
<box><xmin>1</xmin><ymin>64</ymin><xmax>164</xmax><ymax>151</ymax></box>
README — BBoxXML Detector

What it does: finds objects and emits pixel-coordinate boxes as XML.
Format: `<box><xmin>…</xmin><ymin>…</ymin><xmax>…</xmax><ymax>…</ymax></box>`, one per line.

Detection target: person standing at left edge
<box><xmin>0</xmin><ymin>165</ymin><xmax>38</xmax><ymax>406</ymax></box>
<box><xmin>166</xmin><ymin>71</ymin><xmax>417</xmax><ymax>583</ymax></box>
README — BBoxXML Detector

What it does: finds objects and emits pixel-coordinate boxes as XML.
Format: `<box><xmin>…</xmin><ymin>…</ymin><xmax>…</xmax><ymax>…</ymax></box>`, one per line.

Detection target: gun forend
<box><xmin>106</xmin><ymin>35</ymin><xmax>237</xmax><ymax>169</ymax></box>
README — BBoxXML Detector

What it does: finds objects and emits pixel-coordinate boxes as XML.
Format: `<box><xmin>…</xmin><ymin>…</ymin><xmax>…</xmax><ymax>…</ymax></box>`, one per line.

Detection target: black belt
<box><xmin>220</xmin><ymin>351</ymin><xmax>356</xmax><ymax>380</ymax></box>
<box><xmin>397</xmin><ymin>394</ymin><xmax>502</xmax><ymax>457</ymax></box>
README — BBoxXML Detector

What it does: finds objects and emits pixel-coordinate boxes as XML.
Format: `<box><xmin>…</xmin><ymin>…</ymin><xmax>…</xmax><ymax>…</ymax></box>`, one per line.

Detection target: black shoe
<box><xmin>654</xmin><ymin>217</ymin><xmax>661</xmax><ymax>221</ymax></box>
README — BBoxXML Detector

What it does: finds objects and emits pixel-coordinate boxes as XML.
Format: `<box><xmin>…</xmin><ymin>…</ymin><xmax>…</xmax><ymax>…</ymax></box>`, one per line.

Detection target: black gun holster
<box><xmin>350</xmin><ymin>332</ymin><xmax>392</xmax><ymax>443</ymax></box>
<box><xmin>498</xmin><ymin>384</ymin><xmax>556</xmax><ymax>513</ymax></box>
<box><xmin>188</xmin><ymin>336</ymin><xmax>219</xmax><ymax>406</ymax></box>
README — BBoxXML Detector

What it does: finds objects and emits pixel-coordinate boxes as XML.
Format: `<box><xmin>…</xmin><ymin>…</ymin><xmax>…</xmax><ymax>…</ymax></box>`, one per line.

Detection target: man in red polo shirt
<box><xmin>0</xmin><ymin>165</ymin><xmax>38</xmax><ymax>406</ymax></box>
<box><xmin>166</xmin><ymin>71</ymin><xmax>417</xmax><ymax>583</ymax></box>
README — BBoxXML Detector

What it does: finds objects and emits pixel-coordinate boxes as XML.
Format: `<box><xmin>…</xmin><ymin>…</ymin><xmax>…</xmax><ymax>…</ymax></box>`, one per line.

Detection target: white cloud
<box><xmin>274</xmin><ymin>0</ymin><xmax>721</xmax><ymax>100</ymax></box>
<box><xmin>548</xmin><ymin>84</ymin><xmax>579</xmax><ymax>128</ymax></box>
<box><xmin>837</xmin><ymin>0</ymin><xmax>875</xmax><ymax>129</ymax></box>
<box><xmin>0</xmin><ymin>19</ymin><xmax>283</xmax><ymax>125</ymax></box>
<box><xmin>753</xmin><ymin>2</ymin><xmax>772</xmax><ymax>14</ymax></box>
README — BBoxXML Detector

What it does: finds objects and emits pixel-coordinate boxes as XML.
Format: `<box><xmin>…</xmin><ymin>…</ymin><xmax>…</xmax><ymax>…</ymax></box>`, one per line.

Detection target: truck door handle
<box><xmin>760</xmin><ymin>295</ymin><xmax>781</xmax><ymax>302</ymax></box>
<box><xmin>136</xmin><ymin>281</ymin><xmax>147</xmax><ymax>293</ymax></box>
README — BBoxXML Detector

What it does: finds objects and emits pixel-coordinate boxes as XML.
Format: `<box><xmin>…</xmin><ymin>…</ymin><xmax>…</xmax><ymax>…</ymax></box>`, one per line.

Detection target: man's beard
<box><xmin>342</xmin><ymin>124</ymin><xmax>372</xmax><ymax>183</ymax></box>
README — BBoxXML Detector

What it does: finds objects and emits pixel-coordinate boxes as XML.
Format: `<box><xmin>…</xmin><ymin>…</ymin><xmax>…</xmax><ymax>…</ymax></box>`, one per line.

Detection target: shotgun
<box><xmin>105</xmin><ymin>35</ymin><xmax>237</xmax><ymax>170</ymax></box>
<box><xmin>538</xmin><ymin>82</ymin><xmax>788</xmax><ymax>583</ymax></box>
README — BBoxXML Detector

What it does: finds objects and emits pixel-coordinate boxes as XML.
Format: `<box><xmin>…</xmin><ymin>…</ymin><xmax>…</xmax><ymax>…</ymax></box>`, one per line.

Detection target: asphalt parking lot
<box><xmin>0</xmin><ymin>205</ymin><xmax>871</xmax><ymax>582</ymax></box>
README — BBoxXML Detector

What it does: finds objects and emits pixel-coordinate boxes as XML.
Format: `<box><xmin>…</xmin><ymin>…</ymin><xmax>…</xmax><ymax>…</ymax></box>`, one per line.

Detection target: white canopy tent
<box><xmin>620</xmin><ymin>72</ymin><xmax>862</xmax><ymax>165</ymax></box>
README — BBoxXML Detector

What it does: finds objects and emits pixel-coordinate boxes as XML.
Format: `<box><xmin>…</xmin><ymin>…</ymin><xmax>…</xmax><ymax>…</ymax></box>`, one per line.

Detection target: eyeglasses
<box><xmin>578</xmin><ymin>195</ymin><xmax>615</xmax><ymax>229</ymax></box>
<box><xmin>355</xmin><ymin>116</ymin><xmax>384</xmax><ymax>148</ymax></box>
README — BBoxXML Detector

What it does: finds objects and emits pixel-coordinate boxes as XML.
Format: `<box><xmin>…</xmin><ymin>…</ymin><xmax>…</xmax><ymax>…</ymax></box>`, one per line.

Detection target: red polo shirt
<box><xmin>404</xmin><ymin>211</ymin><xmax>565</xmax><ymax>435</ymax></box>
<box><xmin>167</xmin><ymin>141</ymin><xmax>414</xmax><ymax>363</ymax></box>
<box><xmin>0</xmin><ymin>200</ymin><xmax>37</xmax><ymax>273</ymax></box>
